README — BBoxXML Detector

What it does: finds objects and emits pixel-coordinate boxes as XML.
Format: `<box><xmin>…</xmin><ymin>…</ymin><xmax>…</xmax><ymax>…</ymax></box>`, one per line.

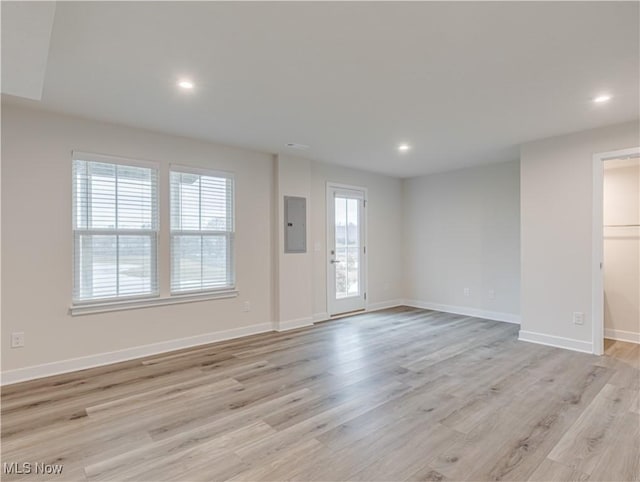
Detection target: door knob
<box><xmin>330</xmin><ymin>259</ymin><xmax>341</xmax><ymax>264</ymax></box>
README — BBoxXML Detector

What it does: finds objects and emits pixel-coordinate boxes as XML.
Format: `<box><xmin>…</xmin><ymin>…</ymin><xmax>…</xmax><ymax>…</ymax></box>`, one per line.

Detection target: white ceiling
<box><xmin>0</xmin><ymin>1</ymin><xmax>56</xmax><ymax>100</ymax></box>
<box><xmin>2</xmin><ymin>1</ymin><xmax>639</xmax><ymax>177</ymax></box>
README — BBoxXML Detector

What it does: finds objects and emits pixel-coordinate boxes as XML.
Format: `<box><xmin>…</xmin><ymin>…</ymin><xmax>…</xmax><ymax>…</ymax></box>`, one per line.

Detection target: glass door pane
<box><xmin>335</xmin><ymin>196</ymin><xmax>360</xmax><ymax>299</ymax></box>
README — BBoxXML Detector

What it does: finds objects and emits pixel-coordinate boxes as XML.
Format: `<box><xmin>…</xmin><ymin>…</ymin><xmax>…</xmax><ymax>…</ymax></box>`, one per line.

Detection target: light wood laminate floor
<box><xmin>1</xmin><ymin>307</ymin><xmax>638</xmax><ymax>481</ymax></box>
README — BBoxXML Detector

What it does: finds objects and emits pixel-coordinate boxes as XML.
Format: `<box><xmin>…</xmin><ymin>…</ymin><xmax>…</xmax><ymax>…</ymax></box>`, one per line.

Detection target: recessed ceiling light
<box><xmin>593</xmin><ymin>94</ymin><xmax>612</xmax><ymax>103</ymax></box>
<box><xmin>286</xmin><ymin>143</ymin><xmax>309</xmax><ymax>150</ymax></box>
<box><xmin>178</xmin><ymin>80</ymin><xmax>194</xmax><ymax>90</ymax></box>
<box><xmin>398</xmin><ymin>143</ymin><xmax>411</xmax><ymax>152</ymax></box>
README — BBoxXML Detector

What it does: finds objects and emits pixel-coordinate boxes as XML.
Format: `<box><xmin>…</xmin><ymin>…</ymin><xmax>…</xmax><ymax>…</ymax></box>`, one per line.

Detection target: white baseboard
<box><xmin>275</xmin><ymin>317</ymin><xmax>314</xmax><ymax>332</ymax></box>
<box><xmin>367</xmin><ymin>299</ymin><xmax>404</xmax><ymax>312</ymax></box>
<box><xmin>312</xmin><ymin>312</ymin><xmax>329</xmax><ymax>323</ymax></box>
<box><xmin>402</xmin><ymin>299</ymin><xmax>521</xmax><ymax>324</ymax></box>
<box><xmin>1</xmin><ymin>322</ymin><xmax>274</xmax><ymax>386</ymax></box>
<box><xmin>605</xmin><ymin>328</ymin><xmax>640</xmax><ymax>344</ymax></box>
<box><xmin>518</xmin><ymin>330</ymin><xmax>593</xmax><ymax>354</ymax></box>
<box><xmin>2</xmin><ymin>301</ymin><xmax>406</xmax><ymax>386</ymax></box>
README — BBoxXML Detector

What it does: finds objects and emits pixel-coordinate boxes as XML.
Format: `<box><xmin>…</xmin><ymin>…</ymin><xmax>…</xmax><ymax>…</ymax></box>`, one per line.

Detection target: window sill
<box><xmin>70</xmin><ymin>290</ymin><xmax>239</xmax><ymax>316</ymax></box>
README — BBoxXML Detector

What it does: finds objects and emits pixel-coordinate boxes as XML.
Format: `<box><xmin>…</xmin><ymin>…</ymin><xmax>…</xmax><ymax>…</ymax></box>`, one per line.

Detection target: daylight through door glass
<box><xmin>334</xmin><ymin>196</ymin><xmax>360</xmax><ymax>298</ymax></box>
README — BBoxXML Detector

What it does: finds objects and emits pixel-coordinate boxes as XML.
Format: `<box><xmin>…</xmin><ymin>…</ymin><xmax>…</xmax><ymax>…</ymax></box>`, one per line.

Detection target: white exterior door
<box><xmin>327</xmin><ymin>184</ymin><xmax>366</xmax><ymax>316</ymax></box>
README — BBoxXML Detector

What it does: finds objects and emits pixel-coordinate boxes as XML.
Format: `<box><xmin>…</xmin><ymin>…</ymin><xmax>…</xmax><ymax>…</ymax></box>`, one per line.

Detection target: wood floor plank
<box><xmin>527</xmin><ymin>459</ymin><xmax>590</xmax><ymax>482</ymax></box>
<box><xmin>351</xmin><ymin>422</ymin><xmax>462</xmax><ymax>481</ymax></box>
<box><xmin>85</xmin><ymin>421</ymin><xmax>275</xmax><ymax>480</ymax></box>
<box><xmin>234</xmin><ymin>380</ymin><xmax>411</xmax><ymax>463</ymax></box>
<box><xmin>148</xmin><ymin>387</ymin><xmax>315</xmax><ymax>443</ymax></box>
<box><xmin>547</xmin><ymin>383</ymin><xmax>637</xmax><ymax>476</ymax></box>
<box><xmin>229</xmin><ymin>438</ymin><xmax>328</xmax><ymax>482</ymax></box>
<box><xmin>587</xmin><ymin>411</ymin><xmax>640</xmax><ymax>482</ymax></box>
<box><xmin>286</xmin><ymin>413</ymin><xmax>435</xmax><ymax>481</ymax></box>
<box><xmin>1</xmin><ymin>308</ymin><xmax>638</xmax><ymax>482</ymax></box>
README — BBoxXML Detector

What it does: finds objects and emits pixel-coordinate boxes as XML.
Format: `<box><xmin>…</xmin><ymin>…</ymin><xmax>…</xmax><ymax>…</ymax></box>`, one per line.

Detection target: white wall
<box><xmin>273</xmin><ymin>154</ymin><xmax>406</xmax><ymax>324</ymax></box>
<box><xmin>309</xmin><ymin>161</ymin><xmax>405</xmax><ymax>318</ymax></box>
<box><xmin>1</xmin><ymin>103</ymin><xmax>275</xmax><ymax>374</ymax></box>
<box><xmin>4</xmin><ymin>101</ymin><xmax>637</xmax><ymax>380</ymax></box>
<box><xmin>403</xmin><ymin>161</ymin><xmax>520</xmax><ymax>322</ymax></box>
<box><xmin>520</xmin><ymin>120</ymin><xmax>640</xmax><ymax>352</ymax></box>
<box><xmin>1</xmin><ymin>103</ymin><xmax>405</xmax><ymax>379</ymax></box>
<box><xmin>274</xmin><ymin>154</ymin><xmax>313</xmax><ymax>329</ymax></box>
<box><xmin>603</xmin><ymin>159</ymin><xmax>640</xmax><ymax>342</ymax></box>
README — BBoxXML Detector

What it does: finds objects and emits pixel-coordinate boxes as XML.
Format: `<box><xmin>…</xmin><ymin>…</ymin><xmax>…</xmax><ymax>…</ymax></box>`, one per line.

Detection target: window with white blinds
<box><xmin>72</xmin><ymin>155</ymin><xmax>159</xmax><ymax>303</ymax></box>
<box><xmin>170</xmin><ymin>168</ymin><xmax>235</xmax><ymax>293</ymax></box>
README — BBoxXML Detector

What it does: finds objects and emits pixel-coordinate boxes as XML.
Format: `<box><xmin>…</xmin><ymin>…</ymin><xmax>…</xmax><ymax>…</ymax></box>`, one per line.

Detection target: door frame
<box><xmin>326</xmin><ymin>182</ymin><xmax>368</xmax><ymax>316</ymax></box>
<box><xmin>592</xmin><ymin>146</ymin><xmax>640</xmax><ymax>355</ymax></box>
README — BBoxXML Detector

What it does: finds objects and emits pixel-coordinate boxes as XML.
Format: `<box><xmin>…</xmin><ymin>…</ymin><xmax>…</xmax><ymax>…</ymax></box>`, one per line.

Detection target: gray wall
<box><xmin>403</xmin><ymin>161</ymin><xmax>521</xmax><ymax>321</ymax></box>
<box><xmin>520</xmin><ymin>120</ymin><xmax>639</xmax><ymax>350</ymax></box>
<box><xmin>1</xmin><ymin>103</ymin><xmax>405</xmax><ymax>376</ymax></box>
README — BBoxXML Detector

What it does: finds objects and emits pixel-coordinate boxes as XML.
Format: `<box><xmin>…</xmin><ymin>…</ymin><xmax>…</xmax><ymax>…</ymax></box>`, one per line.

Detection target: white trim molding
<box><xmin>72</xmin><ymin>150</ymin><xmax>159</xmax><ymax>169</ymax></box>
<box><xmin>518</xmin><ymin>330</ymin><xmax>593</xmax><ymax>354</ymax></box>
<box><xmin>403</xmin><ymin>299</ymin><xmax>521</xmax><ymax>324</ymax></box>
<box><xmin>367</xmin><ymin>299</ymin><xmax>404</xmax><ymax>312</ymax></box>
<box><xmin>312</xmin><ymin>312</ymin><xmax>330</xmax><ymax>323</ymax></box>
<box><xmin>4</xmin><ymin>303</ymin><xmax>408</xmax><ymax>385</ymax></box>
<box><xmin>605</xmin><ymin>329</ymin><xmax>640</xmax><ymax>344</ymax></box>
<box><xmin>326</xmin><ymin>182</ymin><xmax>368</xmax><ymax>317</ymax></box>
<box><xmin>1</xmin><ymin>322</ymin><xmax>272</xmax><ymax>386</ymax></box>
<box><xmin>275</xmin><ymin>317</ymin><xmax>314</xmax><ymax>332</ymax></box>
<box><xmin>592</xmin><ymin>146</ymin><xmax>640</xmax><ymax>356</ymax></box>
<box><xmin>70</xmin><ymin>290</ymin><xmax>239</xmax><ymax>316</ymax></box>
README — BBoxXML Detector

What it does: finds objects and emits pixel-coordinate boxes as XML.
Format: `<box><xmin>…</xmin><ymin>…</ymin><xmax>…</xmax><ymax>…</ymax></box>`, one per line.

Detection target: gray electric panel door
<box><xmin>284</xmin><ymin>196</ymin><xmax>306</xmax><ymax>253</ymax></box>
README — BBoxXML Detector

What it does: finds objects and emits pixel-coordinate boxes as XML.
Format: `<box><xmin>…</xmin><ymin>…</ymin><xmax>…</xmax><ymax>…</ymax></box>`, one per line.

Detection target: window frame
<box><xmin>169</xmin><ymin>164</ymin><xmax>236</xmax><ymax>295</ymax></box>
<box><xmin>71</xmin><ymin>151</ymin><xmax>161</xmax><ymax>306</ymax></box>
<box><xmin>69</xmin><ymin>153</ymin><xmax>239</xmax><ymax>316</ymax></box>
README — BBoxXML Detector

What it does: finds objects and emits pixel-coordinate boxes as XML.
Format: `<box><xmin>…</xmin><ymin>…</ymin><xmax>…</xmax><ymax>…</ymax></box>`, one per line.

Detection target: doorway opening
<box><xmin>327</xmin><ymin>183</ymin><xmax>367</xmax><ymax>316</ymax></box>
<box><xmin>593</xmin><ymin>147</ymin><xmax>640</xmax><ymax>355</ymax></box>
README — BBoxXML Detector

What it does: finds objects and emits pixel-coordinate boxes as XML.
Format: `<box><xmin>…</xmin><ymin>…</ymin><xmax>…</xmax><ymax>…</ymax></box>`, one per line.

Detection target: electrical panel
<box><xmin>284</xmin><ymin>196</ymin><xmax>307</xmax><ymax>253</ymax></box>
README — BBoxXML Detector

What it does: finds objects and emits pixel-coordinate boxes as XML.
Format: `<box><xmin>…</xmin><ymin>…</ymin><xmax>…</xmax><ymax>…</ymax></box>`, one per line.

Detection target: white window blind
<box><xmin>170</xmin><ymin>168</ymin><xmax>235</xmax><ymax>293</ymax></box>
<box><xmin>72</xmin><ymin>155</ymin><xmax>159</xmax><ymax>303</ymax></box>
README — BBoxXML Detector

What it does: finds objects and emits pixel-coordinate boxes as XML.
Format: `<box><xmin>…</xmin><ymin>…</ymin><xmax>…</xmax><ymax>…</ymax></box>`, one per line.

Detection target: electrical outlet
<box><xmin>573</xmin><ymin>312</ymin><xmax>584</xmax><ymax>325</ymax></box>
<box><xmin>488</xmin><ymin>289</ymin><xmax>495</xmax><ymax>299</ymax></box>
<box><xmin>11</xmin><ymin>332</ymin><xmax>25</xmax><ymax>348</ymax></box>
<box><xmin>464</xmin><ymin>287</ymin><xmax>470</xmax><ymax>297</ymax></box>
<box><xmin>243</xmin><ymin>301</ymin><xmax>251</xmax><ymax>312</ymax></box>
